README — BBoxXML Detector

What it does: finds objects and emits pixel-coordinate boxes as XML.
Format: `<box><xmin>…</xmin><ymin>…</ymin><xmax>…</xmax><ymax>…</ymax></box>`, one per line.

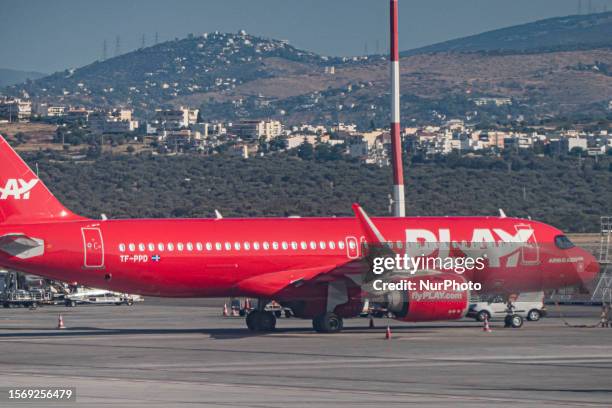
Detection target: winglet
<box><xmin>498</xmin><ymin>208</ymin><xmax>507</xmax><ymax>218</ymax></box>
<box><xmin>352</xmin><ymin>203</ymin><xmax>387</xmax><ymax>244</ymax></box>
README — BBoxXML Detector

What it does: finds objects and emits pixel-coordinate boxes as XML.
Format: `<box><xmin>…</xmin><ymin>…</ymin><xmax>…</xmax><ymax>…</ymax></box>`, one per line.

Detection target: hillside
<box><xmin>0</xmin><ymin>68</ymin><xmax>45</xmax><ymax>87</ymax></box>
<box><xmin>4</xmin><ymin>32</ymin><xmax>364</xmax><ymax>114</ymax></box>
<box><xmin>407</xmin><ymin>12</ymin><xmax>612</xmax><ymax>55</ymax></box>
<box><xmin>4</xmin><ymin>14</ymin><xmax>612</xmax><ymax>127</ymax></box>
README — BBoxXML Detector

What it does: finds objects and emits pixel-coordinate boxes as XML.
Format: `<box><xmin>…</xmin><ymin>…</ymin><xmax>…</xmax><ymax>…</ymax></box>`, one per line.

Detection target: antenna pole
<box><xmin>390</xmin><ymin>0</ymin><xmax>405</xmax><ymax>217</ymax></box>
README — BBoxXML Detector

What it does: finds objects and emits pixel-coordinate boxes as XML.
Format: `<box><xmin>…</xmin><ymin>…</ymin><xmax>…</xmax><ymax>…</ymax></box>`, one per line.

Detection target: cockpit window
<box><xmin>554</xmin><ymin>235</ymin><xmax>575</xmax><ymax>249</ymax></box>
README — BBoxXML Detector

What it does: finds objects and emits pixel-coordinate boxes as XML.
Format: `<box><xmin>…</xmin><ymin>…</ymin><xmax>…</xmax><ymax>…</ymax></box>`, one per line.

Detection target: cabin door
<box><xmin>82</xmin><ymin>227</ymin><xmax>105</xmax><ymax>269</ymax></box>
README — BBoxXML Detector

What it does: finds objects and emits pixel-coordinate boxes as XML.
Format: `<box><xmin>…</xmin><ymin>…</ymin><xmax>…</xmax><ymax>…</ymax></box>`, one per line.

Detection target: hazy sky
<box><xmin>2</xmin><ymin>0</ymin><xmax>609</xmax><ymax>73</ymax></box>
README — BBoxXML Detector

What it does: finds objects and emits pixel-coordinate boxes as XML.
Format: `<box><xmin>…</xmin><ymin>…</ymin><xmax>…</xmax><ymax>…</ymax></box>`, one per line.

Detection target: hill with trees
<box><xmin>21</xmin><ymin>149</ymin><xmax>612</xmax><ymax>233</ymax></box>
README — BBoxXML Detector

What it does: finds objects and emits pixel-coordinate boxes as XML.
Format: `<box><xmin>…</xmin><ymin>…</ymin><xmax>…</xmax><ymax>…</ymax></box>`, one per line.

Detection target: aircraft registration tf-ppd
<box><xmin>0</xmin><ymin>135</ymin><xmax>600</xmax><ymax>332</ymax></box>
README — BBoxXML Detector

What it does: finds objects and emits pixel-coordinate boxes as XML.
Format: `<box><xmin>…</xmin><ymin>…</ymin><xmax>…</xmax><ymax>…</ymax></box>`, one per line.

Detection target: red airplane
<box><xmin>0</xmin><ymin>135</ymin><xmax>599</xmax><ymax>332</ymax></box>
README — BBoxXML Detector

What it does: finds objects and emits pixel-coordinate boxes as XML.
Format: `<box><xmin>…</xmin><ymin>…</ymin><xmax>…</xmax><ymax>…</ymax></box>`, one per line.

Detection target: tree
<box><xmin>297</xmin><ymin>141</ymin><xmax>314</xmax><ymax>160</ymax></box>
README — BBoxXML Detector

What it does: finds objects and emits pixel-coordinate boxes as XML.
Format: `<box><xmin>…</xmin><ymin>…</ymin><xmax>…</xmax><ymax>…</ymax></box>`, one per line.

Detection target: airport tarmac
<box><xmin>0</xmin><ymin>299</ymin><xmax>611</xmax><ymax>407</ymax></box>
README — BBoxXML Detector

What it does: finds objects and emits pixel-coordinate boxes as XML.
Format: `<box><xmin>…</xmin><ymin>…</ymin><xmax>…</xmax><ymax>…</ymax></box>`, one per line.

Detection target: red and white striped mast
<box><xmin>390</xmin><ymin>0</ymin><xmax>405</xmax><ymax>217</ymax></box>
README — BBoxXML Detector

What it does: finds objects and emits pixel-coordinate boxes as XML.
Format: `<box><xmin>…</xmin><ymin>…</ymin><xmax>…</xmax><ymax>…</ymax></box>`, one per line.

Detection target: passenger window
<box><xmin>244</xmin><ymin>242</ymin><xmax>250</xmax><ymax>250</ymax></box>
<box><xmin>138</xmin><ymin>243</ymin><xmax>145</xmax><ymax>251</ymax></box>
<box><xmin>168</xmin><ymin>243</ymin><xmax>174</xmax><ymax>251</ymax></box>
<box><xmin>291</xmin><ymin>241</ymin><xmax>298</xmax><ymax>250</ymax></box>
<box><xmin>177</xmin><ymin>243</ymin><xmax>184</xmax><ymax>251</ymax></box>
<box><xmin>282</xmin><ymin>241</ymin><xmax>288</xmax><ymax>250</ymax></box>
<box><xmin>187</xmin><ymin>243</ymin><xmax>193</xmax><ymax>251</ymax></box>
<box><xmin>215</xmin><ymin>242</ymin><xmax>222</xmax><ymax>250</ymax></box>
<box><xmin>253</xmin><ymin>242</ymin><xmax>260</xmax><ymax>250</ymax></box>
<box><xmin>206</xmin><ymin>242</ymin><xmax>212</xmax><ymax>250</ymax></box>
<box><xmin>338</xmin><ymin>241</ymin><xmax>345</xmax><ymax>250</ymax></box>
<box><xmin>234</xmin><ymin>242</ymin><xmax>241</xmax><ymax>250</ymax></box>
<box><xmin>263</xmin><ymin>242</ymin><xmax>270</xmax><ymax>250</ymax></box>
<box><xmin>309</xmin><ymin>241</ymin><xmax>316</xmax><ymax>250</ymax></box>
<box><xmin>158</xmin><ymin>243</ymin><xmax>165</xmax><ymax>252</ymax></box>
<box><xmin>272</xmin><ymin>242</ymin><xmax>279</xmax><ymax>250</ymax></box>
<box><xmin>148</xmin><ymin>243</ymin><xmax>155</xmax><ymax>251</ymax></box>
<box><xmin>349</xmin><ymin>241</ymin><xmax>356</xmax><ymax>249</ymax></box>
<box><xmin>224</xmin><ymin>242</ymin><xmax>231</xmax><ymax>250</ymax></box>
<box><xmin>196</xmin><ymin>242</ymin><xmax>203</xmax><ymax>251</ymax></box>
<box><xmin>329</xmin><ymin>241</ymin><xmax>335</xmax><ymax>249</ymax></box>
<box><xmin>319</xmin><ymin>241</ymin><xmax>326</xmax><ymax>249</ymax></box>
<box><xmin>300</xmin><ymin>241</ymin><xmax>307</xmax><ymax>250</ymax></box>
<box><xmin>119</xmin><ymin>244</ymin><xmax>126</xmax><ymax>252</ymax></box>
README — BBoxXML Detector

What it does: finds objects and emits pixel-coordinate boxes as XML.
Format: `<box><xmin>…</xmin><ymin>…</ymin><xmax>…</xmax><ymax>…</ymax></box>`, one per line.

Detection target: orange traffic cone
<box><xmin>231</xmin><ymin>306</ymin><xmax>238</xmax><ymax>317</ymax></box>
<box><xmin>483</xmin><ymin>317</ymin><xmax>492</xmax><ymax>333</ymax></box>
<box><xmin>385</xmin><ymin>325</ymin><xmax>392</xmax><ymax>339</ymax></box>
<box><xmin>223</xmin><ymin>303</ymin><xmax>229</xmax><ymax>317</ymax></box>
<box><xmin>369</xmin><ymin>316</ymin><xmax>375</xmax><ymax>329</ymax></box>
<box><xmin>57</xmin><ymin>314</ymin><xmax>66</xmax><ymax>330</ymax></box>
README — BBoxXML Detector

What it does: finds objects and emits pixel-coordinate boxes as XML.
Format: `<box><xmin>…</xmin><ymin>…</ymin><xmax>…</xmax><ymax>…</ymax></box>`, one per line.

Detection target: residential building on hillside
<box><xmin>232</xmin><ymin>119</ymin><xmax>282</xmax><ymax>141</ymax></box>
<box><xmin>0</xmin><ymin>98</ymin><xmax>31</xmax><ymax>122</ymax></box>
<box><xmin>154</xmin><ymin>107</ymin><xmax>199</xmax><ymax>130</ymax></box>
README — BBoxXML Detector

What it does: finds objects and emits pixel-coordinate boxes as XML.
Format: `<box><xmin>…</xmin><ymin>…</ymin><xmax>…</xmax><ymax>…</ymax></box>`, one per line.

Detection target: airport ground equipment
<box><xmin>1</xmin><ymin>271</ymin><xmax>53</xmax><ymax>308</ymax></box>
<box><xmin>64</xmin><ymin>288</ymin><xmax>142</xmax><ymax>307</ymax></box>
<box><xmin>599</xmin><ymin>216</ymin><xmax>611</xmax><ymax>264</ymax></box>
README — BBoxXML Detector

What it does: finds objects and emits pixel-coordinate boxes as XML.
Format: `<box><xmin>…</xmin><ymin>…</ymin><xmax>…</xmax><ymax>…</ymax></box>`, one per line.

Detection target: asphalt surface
<box><xmin>0</xmin><ymin>299</ymin><xmax>611</xmax><ymax>407</ymax></box>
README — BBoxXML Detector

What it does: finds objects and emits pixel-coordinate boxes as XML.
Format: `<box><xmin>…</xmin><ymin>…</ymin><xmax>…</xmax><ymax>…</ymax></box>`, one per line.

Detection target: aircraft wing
<box><xmin>0</xmin><ymin>233</ymin><xmax>44</xmax><ymax>259</ymax></box>
<box><xmin>234</xmin><ymin>264</ymin><xmax>348</xmax><ymax>298</ymax></box>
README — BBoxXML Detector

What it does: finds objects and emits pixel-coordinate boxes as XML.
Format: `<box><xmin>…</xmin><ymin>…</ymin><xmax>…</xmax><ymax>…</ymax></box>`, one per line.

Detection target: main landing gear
<box><xmin>312</xmin><ymin>312</ymin><xmax>344</xmax><ymax>333</ymax></box>
<box><xmin>245</xmin><ymin>300</ymin><xmax>276</xmax><ymax>332</ymax></box>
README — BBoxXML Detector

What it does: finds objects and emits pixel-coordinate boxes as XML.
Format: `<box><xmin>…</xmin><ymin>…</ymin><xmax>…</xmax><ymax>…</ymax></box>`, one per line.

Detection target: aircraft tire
<box><xmin>313</xmin><ymin>313</ymin><xmax>343</xmax><ymax>333</ymax></box>
<box><xmin>246</xmin><ymin>311</ymin><xmax>276</xmax><ymax>331</ymax></box>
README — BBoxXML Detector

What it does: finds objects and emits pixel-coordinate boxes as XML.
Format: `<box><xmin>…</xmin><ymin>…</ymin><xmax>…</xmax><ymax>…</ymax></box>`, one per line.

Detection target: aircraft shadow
<box><xmin>0</xmin><ymin>322</ymin><xmax>481</xmax><ymax>340</ymax></box>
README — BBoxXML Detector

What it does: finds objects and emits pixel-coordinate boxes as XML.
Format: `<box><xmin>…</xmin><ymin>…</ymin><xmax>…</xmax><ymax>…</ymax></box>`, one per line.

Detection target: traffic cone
<box><xmin>385</xmin><ymin>325</ymin><xmax>392</xmax><ymax>339</ymax></box>
<box><xmin>369</xmin><ymin>316</ymin><xmax>375</xmax><ymax>329</ymax></box>
<box><xmin>231</xmin><ymin>306</ymin><xmax>238</xmax><ymax>317</ymax></box>
<box><xmin>57</xmin><ymin>314</ymin><xmax>66</xmax><ymax>330</ymax></box>
<box><xmin>245</xmin><ymin>298</ymin><xmax>251</xmax><ymax>310</ymax></box>
<box><xmin>483</xmin><ymin>317</ymin><xmax>492</xmax><ymax>333</ymax></box>
<box><xmin>223</xmin><ymin>303</ymin><xmax>229</xmax><ymax>317</ymax></box>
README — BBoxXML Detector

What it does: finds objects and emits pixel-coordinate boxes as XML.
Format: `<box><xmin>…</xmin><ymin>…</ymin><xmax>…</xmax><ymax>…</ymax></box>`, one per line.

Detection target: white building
<box><xmin>232</xmin><ymin>120</ymin><xmax>283</xmax><ymax>141</ymax></box>
<box><xmin>88</xmin><ymin>109</ymin><xmax>138</xmax><ymax>134</ymax></box>
<box><xmin>154</xmin><ymin>107</ymin><xmax>199</xmax><ymax>130</ymax></box>
<box><xmin>0</xmin><ymin>98</ymin><xmax>31</xmax><ymax>122</ymax></box>
<box><xmin>567</xmin><ymin>137</ymin><xmax>587</xmax><ymax>152</ymax></box>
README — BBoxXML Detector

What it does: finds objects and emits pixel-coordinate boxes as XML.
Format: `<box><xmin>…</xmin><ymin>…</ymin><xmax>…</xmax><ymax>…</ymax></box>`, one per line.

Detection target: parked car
<box><xmin>467</xmin><ymin>292</ymin><xmax>547</xmax><ymax>323</ymax></box>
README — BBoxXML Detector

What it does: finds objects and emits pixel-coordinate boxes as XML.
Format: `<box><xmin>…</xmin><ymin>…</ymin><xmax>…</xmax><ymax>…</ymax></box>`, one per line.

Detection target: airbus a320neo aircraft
<box><xmin>0</xmin><ymin>135</ymin><xmax>599</xmax><ymax>332</ymax></box>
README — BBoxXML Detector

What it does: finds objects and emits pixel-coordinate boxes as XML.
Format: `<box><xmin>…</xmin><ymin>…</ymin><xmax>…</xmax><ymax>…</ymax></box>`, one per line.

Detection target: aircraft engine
<box><xmin>382</xmin><ymin>274</ymin><xmax>470</xmax><ymax>322</ymax></box>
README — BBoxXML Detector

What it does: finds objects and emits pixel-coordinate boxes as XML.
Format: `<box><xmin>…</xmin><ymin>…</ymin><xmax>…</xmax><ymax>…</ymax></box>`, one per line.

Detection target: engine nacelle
<box><xmin>385</xmin><ymin>274</ymin><xmax>470</xmax><ymax>322</ymax></box>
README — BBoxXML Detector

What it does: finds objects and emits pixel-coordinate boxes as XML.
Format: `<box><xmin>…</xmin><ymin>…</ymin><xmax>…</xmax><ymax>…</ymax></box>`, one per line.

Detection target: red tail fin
<box><xmin>0</xmin><ymin>135</ymin><xmax>83</xmax><ymax>224</ymax></box>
